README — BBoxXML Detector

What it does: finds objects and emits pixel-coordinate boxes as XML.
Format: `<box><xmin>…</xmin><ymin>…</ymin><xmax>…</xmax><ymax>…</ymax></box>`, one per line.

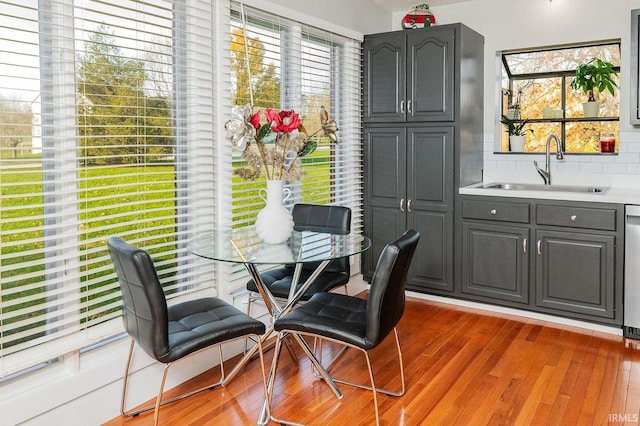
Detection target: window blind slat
<box><xmin>0</xmin><ymin>0</ymin><xmax>217</xmax><ymax>376</ymax></box>
<box><xmin>227</xmin><ymin>2</ymin><xmax>362</xmax><ymax>292</ymax></box>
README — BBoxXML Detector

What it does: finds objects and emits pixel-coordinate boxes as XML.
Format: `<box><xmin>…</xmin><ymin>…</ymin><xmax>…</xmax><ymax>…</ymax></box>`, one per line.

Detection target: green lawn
<box><xmin>1</xmin><ymin>153</ymin><xmax>332</xmax><ymax>348</ymax></box>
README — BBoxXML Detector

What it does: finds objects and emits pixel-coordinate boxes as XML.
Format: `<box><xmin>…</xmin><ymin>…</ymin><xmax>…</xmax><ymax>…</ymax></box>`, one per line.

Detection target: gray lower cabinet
<box><xmin>459</xmin><ymin>195</ymin><xmax>623</xmax><ymax>325</ymax></box>
<box><xmin>460</xmin><ymin>197</ymin><xmax>531</xmax><ymax>304</ymax></box>
<box><xmin>462</xmin><ymin>222</ymin><xmax>529</xmax><ymax>304</ymax></box>
<box><xmin>363</xmin><ymin>125</ymin><xmax>454</xmax><ymax>292</ymax></box>
<box><xmin>535</xmin><ymin>229</ymin><xmax>615</xmax><ymax>319</ymax></box>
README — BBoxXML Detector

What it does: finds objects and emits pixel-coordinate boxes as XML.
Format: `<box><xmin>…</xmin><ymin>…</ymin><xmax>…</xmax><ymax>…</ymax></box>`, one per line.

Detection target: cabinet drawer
<box><xmin>462</xmin><ymin>199</ymin><xmax>530</xmax><ymax>223</ymax></box>
<box><xmin>536</xmin><ymin>205</ymin><xmax>617</xmax><ymax>231</ymax></box>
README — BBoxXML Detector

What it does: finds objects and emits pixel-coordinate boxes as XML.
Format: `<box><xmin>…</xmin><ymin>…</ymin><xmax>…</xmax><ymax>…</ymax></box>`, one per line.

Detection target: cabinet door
<box><xmin>364</xmin><ymin>127</ymin><xmax>407</xmax><ymax>209</ymax></box>
<box><xmin>462</xmin><ymin>222</ymin><xmax>529</xmax><ymax>304</ymax></box>
<box><xmin>408</xmin><ymin>209</ymin><xmax>452</xmax><ymax>292</ymax></box>
<box><xmin>406</xmin><ymin>127</ymin><xmax>454</xmax><ymax>292</ymax></box>
<box><xmin>407</xmin><ymin>127</ymin><xmax>453</xmax><ymax>211</ymax></box>
<box><xmin>535</xmin><ymin>230</ymin><xmax>615</xmax><ymax>319</ymax></box>
<box><xmin>364</xmin><ymin>205</ymin><xmax>407</xmax><ymax>280</ymax></box>
<box><xmin>363</xmin><ymin>32</ymin><xmax>406</xmax><ymax>123</ymax></box>
<box><xmin>407</xmin><ymin>26</ymin><xmax>455</xmax><ymax>122</ymax></box>
<box><xmin>362</xmin><ymin>127</ymin><xmax>407</xmax><ymax>279</ymax></box>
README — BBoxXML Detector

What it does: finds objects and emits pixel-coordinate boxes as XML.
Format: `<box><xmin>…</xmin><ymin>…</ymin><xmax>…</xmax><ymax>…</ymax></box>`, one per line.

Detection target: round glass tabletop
<box><xmin>187</xmin><ymin>227</ymin><xmax>370</xmax><ymax>265</ymax></box>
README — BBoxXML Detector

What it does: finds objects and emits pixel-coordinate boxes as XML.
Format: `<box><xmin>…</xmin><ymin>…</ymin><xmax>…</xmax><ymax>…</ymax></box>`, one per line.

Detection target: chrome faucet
<box><xmin>534</xmin><ymin>134</ymin><xmax>564</xmax><ymax>185</ymax></box>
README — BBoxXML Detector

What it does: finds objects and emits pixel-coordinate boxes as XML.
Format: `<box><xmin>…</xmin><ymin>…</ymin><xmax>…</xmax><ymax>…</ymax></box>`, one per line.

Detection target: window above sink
<box><xmin>498</xmin><ymin>40</ymin><xmax>621</xmax><ymax>154</ymax></box>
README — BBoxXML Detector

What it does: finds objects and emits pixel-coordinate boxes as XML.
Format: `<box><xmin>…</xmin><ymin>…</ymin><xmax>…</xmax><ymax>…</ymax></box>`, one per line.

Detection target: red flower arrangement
<box><xmin>225</xmin><ymin>104</ymin><xmax>338</xmax><ymax>182</ymax></box>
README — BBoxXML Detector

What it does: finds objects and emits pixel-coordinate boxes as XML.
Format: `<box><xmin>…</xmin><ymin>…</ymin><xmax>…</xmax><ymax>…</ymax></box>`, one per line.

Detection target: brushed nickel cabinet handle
<box><xmin>407</xmin><ymin>99</ymin><xmax>413</xmax><ymax>114</ymax></box>
<box><xmin>490</xmin><ymin>209</ymin><xmax>497</xmax><ymax>215</ymax></box>
<box><xmin>407</xmin><ymin>199</ymin><xmax>412</xmax><ymax>212</ymax></box>
<box><xmin>537</xmin><ymin>240</ymin><xmax>542</xmax><ymax>256</ymax></box>
<box><xmin>400</xmin><ymin>100</ymin><xmax>405</xmax><ymax>114</ymax></box>
<box><xmin>400</xmin><ymin>198</ymin><xmax>405</xmax><ymax>212</ymax></box>
<box><xmin>523</xmin><ymin>238</ymin><xmax>528</xmax><ymax>254</ymax></box>
<box><xmin>570</xmin><ymin>214</ymin><xmax>577</xmax><ymax>221</ymax></box>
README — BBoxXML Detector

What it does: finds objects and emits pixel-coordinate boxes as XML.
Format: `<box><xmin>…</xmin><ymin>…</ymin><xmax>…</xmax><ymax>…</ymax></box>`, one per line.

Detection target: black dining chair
<box><xmin>107</xmin><ymin>237</ymin><xmax>268</xmax><ymax>426</ymax></box>
<box><xmin>246</xmin><ymin>203</ymin><xmax>352</xmax><ymax>315</ymax></box>
<box><xmin>267</xmin><ymin>229</ymin><xmax>420</xmax><ymax>425</ymax></box>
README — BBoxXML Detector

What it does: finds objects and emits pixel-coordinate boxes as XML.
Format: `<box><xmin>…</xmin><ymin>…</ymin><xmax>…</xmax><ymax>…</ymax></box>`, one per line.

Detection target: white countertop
<box><xmin>460</xmin><ymin>182</ymin><xmax>640</xmax><ymax>205</ymax></box>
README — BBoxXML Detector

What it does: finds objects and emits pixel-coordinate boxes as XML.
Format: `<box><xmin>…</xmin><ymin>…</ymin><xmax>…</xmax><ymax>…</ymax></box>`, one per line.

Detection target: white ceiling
<box><xmin>368</xmin><ymin>0</ymin><xmax>475</xmax><ymax>13</ymax></box>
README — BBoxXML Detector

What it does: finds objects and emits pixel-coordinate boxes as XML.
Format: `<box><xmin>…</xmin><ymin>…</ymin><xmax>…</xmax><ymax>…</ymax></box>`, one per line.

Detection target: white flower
<box><xmin>225</xmin><ymin>104</ymin><xmax>256</xmax><ymax>151</ymax></box>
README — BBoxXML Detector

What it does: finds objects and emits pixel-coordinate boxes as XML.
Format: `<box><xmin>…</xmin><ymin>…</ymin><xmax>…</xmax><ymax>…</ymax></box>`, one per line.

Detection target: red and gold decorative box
<box><xmin>402</xmin><ymin>4</ymin><xmax>436</xmax><ymax>29</ymax></box>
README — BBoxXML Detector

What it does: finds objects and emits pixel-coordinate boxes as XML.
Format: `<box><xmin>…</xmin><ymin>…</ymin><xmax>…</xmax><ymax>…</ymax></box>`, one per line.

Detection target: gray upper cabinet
<box><xmin>407</xmin><ymin>27</ymin><xmax>455</xmax><ymax>122</ymax></box>
<box><xmin>363</xmin><ymin>32</ymin><xmax>405</xmax><ymax>123</ymax></box>
<box><xmin>363</xmin><ymin>26</ymin><xmax>455</xmax><ymax>123</ymax></box>
<box><xmin>362</xmin><ymin>24</ymin><xmax>484</xmax><ymax>294</ymax></box>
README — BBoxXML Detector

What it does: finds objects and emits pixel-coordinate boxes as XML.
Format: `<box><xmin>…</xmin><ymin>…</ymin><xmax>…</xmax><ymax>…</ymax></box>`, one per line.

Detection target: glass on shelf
<box><xmin>600</xmin><ymin>134</ymin><xmax>615</xmax><ymax>153</ymax></box>
<box><xmin>565</xmin><ymin>122</ymin><xmax>618</xmax><ymax>153</ymax></box>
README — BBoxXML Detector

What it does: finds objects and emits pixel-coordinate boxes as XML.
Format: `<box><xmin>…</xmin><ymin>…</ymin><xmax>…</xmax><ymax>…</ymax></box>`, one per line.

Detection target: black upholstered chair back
<box><xmin>291</xmin><ymin>203</ymin><xmax>351</xmax><ymax>274</ymax></box>
<box><xmin>365</xmin><ymin>229</ymin><xmax>420</xmax><ymax>347</ymax></box>
<box><xmin>107</xmin><ymin>236</ymin><xmax>169</xmax><ymax>361</ymax></box>
<box><xmin>292</xmin><ymin>203</ymin><xmax>351</xmax><ymax>234</ymax></box>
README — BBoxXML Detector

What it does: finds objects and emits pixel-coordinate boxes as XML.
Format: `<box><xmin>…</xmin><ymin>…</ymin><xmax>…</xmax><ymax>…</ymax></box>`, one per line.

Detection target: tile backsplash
<box><xmin>482</xmin><ymin>131</ymin><xmax>640</xmax><ymax>187</ymax></box>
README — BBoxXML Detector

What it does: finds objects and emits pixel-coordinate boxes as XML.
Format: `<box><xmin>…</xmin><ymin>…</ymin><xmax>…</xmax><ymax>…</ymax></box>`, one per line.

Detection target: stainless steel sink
<box><xmin>482</xmin><ymin>183</ymin><xmax>607</xmax><ymax>194</ymax></box>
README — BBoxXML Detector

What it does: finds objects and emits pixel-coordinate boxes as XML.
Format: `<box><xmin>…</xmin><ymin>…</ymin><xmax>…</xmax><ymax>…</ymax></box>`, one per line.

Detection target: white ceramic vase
<box><xmin>510</xmin><ymin>135</ymin><xmax>526</xmax><ymax>152</ymax></box>
<box><xmin>255</xmin><ymin>180</ymin><xmax>294</xmax><ymax>244</ymax></box>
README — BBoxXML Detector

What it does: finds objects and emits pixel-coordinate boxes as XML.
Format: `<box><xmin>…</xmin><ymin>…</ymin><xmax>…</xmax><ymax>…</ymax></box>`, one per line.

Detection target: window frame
<box><xmin>497</xmin><ymin>40</ymin><xmax>621</xmax><ymax>154</ymax></box>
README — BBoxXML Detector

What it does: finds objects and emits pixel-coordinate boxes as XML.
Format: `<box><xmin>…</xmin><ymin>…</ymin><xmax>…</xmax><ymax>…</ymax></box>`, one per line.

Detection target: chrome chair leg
<box><xmin>362</xmin><ymin>349</ymin><xmax>379</xmax><ymax>426</ymax></box>
<box><xmin>272</xmin><ymin>328</ymin><xmax>405</xmax><ymax>426</ymax></box>
<box><xmin>326</xmin><ymin>327</ymin><xmax>405</xmax><ymax>397</ymax></box>
<box><xmin>120</xmin><ymin>339</ymin><xmax>136</xmax><ymax>417</ymax></box>
<box><xmin>121</xmin><ymin>334</ymin><xmax>267</xmax><ymax>425</ymax></box>
<box><xmin>155</xmin><ymin>363</ymin><xmax>171</xmax><ymax>425</ymax></box>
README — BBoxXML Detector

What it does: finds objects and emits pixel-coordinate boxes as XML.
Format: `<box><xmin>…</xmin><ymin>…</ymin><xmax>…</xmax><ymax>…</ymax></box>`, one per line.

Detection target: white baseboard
<box><xmin>406</xmin><ymin>291</ymin><xmax>622</xmax><ymax>336</ymax></box>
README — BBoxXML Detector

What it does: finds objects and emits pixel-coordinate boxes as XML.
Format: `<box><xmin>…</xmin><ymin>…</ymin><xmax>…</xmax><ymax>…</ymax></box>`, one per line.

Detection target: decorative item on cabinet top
<box><xmin>402</xmin><ymin>3</ymin><xmax>436</xmax><ymax>29</ymax></box>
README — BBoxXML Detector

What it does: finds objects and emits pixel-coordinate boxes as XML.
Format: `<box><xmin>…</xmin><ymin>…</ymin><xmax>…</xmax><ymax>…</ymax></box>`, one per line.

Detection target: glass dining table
<box><xmin>187</xmin><ymin>226</ymin><xmax>371</xmax><ymax>425</ymax></box>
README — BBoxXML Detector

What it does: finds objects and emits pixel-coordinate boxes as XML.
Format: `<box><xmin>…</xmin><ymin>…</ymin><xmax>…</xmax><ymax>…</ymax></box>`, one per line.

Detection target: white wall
<box><xmin>394</xmin><ymin>0</ymin><xmax>640</xmax><ymax>186</ymax></box>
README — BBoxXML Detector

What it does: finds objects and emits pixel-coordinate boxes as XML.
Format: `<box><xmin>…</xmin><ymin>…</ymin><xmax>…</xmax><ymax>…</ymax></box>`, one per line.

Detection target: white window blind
<box><xmin>0</xmin><ymin>0</ymin><xmax>217</xmax><ymax>376</ymax></box>
<box><xmin>226</xmin><ymin>2</ymin><xmax>362</xmax><ymax>291</ymax></box>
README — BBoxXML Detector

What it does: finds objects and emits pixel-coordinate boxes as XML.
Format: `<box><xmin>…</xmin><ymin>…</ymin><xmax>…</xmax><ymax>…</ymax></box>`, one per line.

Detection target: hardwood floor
<box><xmin>103</xmin><ymin>296</ymin><xmax>640</xmax><ymax>425</ymax></box>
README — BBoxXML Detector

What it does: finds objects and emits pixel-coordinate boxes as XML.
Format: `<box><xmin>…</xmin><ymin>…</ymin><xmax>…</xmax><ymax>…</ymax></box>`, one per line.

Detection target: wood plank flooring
<box><xmin>103</xmin><ymin>296</ymin><xmax>640</xmax><ymax>425</ymax></box>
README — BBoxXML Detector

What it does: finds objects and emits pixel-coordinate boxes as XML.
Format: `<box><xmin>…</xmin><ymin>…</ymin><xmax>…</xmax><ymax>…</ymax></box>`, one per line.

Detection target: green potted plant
<box><xmin>501</xmin><ymin>115</ymin><xmax>533</xmax><ymax>152</ymax></box>
<box><xmin>569</xmin><ymin>58</ymin><xmax>618</xmax><ymax>117</ymax></box>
